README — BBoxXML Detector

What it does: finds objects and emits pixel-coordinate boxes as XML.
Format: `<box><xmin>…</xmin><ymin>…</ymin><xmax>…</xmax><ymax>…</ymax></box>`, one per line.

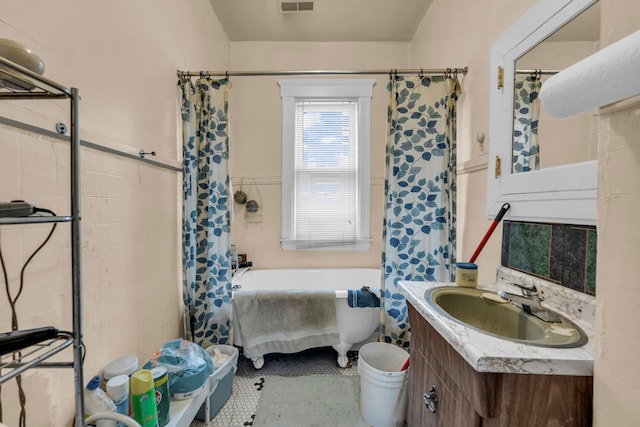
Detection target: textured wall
<box><xmin>0</xmin><ymin>1</ymin><xmax>229</xmax><ymax>424</ymax></box>
<box><xmin>594</xmin><ymin>2</ymin><xmax>640</xmax><ymax>425</ymax></box>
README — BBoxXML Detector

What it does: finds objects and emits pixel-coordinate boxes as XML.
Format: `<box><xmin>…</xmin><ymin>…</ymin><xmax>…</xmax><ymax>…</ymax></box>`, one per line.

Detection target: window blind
<box><xmin>294</xmin><ymin>100</ymin><xmax>358</xmax><ymax>243</ymax></box>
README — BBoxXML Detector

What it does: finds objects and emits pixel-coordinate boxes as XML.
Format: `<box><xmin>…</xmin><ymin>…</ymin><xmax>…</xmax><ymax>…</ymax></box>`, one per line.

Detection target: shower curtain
<box><xmin>382</xmin><ymin>75</ymin><xmax>460</xmax><ymax>349</ymax></box>
<box><xmin>180</xmin><ymin>77</ymin><xmax>232</xmax><ymax>346</ymax></box>
<box><xmin>513</xmin><ymin>75</ymin><xmax>541</xmax><ymax>173</ymax></box>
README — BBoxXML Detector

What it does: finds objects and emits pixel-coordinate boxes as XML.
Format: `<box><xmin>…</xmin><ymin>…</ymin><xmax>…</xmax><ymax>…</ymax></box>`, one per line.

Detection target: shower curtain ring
<box><xmin>419</xmin><ymin>68</ymin><xmax>424</xmax><ymax>78</ymax></box>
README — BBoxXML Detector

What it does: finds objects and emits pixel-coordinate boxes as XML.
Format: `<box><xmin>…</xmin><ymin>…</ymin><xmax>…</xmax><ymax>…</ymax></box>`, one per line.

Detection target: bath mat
<box><xmin>252</xmin><ymin>375</ymin><xmax>369</xmax><ymax>427</ymax></box>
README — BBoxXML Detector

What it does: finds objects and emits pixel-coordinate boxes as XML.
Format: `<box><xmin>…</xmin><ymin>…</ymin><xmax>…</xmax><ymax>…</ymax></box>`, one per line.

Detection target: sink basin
<box><xmin>424</xmin><ymin>286</ymin><xmax>588</xmax><ymax>348</ymax></box>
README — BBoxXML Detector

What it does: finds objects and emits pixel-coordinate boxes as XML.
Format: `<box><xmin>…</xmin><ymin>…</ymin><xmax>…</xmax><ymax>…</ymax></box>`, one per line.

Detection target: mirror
<box><xmin>487</xmin><ymin>0</ymin><xmax>598</xmax><ymax>225</ymax></box>
<box><xmin>512</xmin><ymin>3</ymin><xmax>600</xmax><ymax>173</ymax></box>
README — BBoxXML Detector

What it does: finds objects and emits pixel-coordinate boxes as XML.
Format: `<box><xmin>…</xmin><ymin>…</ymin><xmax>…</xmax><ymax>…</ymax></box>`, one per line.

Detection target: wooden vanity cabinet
<box><xmin>407</xmin><ymin>303</ymin><xmax>593</xmax><ymax>427</ymax></box>
<box><xmin>409</xmin><ymin>341</ymin><xmax>481</xmax><ymax>426</ymax></box>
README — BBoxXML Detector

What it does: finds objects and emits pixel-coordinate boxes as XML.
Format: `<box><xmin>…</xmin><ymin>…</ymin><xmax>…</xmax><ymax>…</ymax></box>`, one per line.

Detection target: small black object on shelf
<box><xmin>0</xmin><ymin>326</ymin><xmax>60</xmax><ymax>356</ymax></box>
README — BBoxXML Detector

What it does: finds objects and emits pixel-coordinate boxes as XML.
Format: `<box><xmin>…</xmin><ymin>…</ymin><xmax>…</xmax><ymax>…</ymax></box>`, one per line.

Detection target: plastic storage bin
<box><xmin>195</xmin><ymin>344</ymin><xmax>239</xmax><ymax>421</ymax></box>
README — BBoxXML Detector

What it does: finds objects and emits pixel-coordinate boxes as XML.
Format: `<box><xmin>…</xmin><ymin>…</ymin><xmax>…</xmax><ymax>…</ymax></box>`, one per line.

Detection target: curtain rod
<box><xmin>176</xmin><ymin>67</ymin><xmax>468</xmax><ymax>78</ymax></box>
<box><xmin>516</xmin><ymin>69</ymin><xmax>560</xmax><ymax>75</ymax></box>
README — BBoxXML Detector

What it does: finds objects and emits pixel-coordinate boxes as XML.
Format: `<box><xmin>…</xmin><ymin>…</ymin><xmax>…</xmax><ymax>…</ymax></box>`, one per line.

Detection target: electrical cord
<box><xmin>0</xmin><ymin>208</ymin><xmax>58</xmax><ymax>427</ymax></box>
<box><xmin>32</xmin><ymin>207</ymin><xmax>56</xmax><ymax>216</ymax></box>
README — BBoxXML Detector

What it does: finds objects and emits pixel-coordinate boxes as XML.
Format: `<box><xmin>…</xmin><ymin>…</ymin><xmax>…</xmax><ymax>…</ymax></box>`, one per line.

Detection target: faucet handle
<box><xmin>506</xmin><ymin>281</ymin><xmax>538</xmax><ymax>296</ymax></box>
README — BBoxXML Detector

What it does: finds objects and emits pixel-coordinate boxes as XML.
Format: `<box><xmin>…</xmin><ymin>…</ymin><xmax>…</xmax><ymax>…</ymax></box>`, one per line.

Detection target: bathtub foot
<box><xmin>252</xmin><ymin>356</ymin><xmax>264</xmax><ymax>369</ymax></box>
<box><xmin>337</xmin><ymin>353</ymin><xmax>349</xmax><ymax>368</ymax></box>
<box><xmin>332</xmin><ymin>344</ymin><xmax>352</xmax><ymax>368</ymax></box>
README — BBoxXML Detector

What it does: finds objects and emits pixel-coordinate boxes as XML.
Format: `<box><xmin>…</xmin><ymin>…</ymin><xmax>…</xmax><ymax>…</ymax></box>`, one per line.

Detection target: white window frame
<box><xmin>279</xmin><ymin>79</ymin><xmax>375</xmax><ymax>251</ymax></box>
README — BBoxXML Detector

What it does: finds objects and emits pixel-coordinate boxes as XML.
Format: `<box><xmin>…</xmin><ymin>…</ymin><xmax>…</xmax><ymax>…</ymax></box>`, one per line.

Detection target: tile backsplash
<box><xmin>501</xmin><ymin>221</ymin><xmax>597</xmax><ymax>295</ymax></box>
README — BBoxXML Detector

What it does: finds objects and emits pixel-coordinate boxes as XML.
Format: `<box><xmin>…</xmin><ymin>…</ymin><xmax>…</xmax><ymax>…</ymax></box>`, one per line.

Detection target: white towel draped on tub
<box><xmin>233</xmin><ymin>290</ymin><xmax>340</xmax><ymax>359</ymax></box>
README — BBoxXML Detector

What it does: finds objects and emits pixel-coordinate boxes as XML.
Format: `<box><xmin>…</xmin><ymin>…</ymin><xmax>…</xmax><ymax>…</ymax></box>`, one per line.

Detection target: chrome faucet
<box><xmin>497</xmin><ymin>281</ymin><xmax>561</xmax><ymax>322</ymax></box>
<box><xmin>497</xmin><ymin>281</ymin><xmax>542</xmax><ymax>313</ymax></box>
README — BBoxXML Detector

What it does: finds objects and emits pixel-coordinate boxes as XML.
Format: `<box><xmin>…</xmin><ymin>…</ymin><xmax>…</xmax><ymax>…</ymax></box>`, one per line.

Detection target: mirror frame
<box><xmin>487</xmin><ymin>0</ymin><xmax>598</xmax><ymax>225</ymax></box>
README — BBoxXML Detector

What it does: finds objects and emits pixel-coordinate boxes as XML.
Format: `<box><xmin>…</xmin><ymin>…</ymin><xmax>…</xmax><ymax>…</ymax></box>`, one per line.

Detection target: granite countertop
<box><xmin>398</xmin><ymin>267</ymin><xmax>596</xmax><ymax>376</ymax></box>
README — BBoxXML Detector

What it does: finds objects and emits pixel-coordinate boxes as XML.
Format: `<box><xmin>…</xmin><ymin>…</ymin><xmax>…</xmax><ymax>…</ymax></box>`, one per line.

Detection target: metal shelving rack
<box><xmin>0</xmin><ymin>55</ymin><xmax>84</xmax><ymax>425</ymax></box>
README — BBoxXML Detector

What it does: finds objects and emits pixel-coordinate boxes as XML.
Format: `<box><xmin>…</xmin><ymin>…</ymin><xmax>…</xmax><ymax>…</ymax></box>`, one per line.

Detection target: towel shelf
<box><xmin>0</xmin><ymin>52</ymin><xmax>85</xmax><ymax>425</ymax></box>
<box><xmin>0</xmin><ymin>332</ymin><xmax>74</xmax><ymax>384</ymax></box>
<box><xmin>0</xmin><ymin>215</ymin><xmax>73</xmax><ymax>225</ymax></box>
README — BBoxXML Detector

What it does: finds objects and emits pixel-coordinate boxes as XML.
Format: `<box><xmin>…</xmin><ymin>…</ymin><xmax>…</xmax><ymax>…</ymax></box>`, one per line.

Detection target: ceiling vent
<box><xmin>280</xmin><ymin>1</ymin><xmax>314</xmax><ymax>13</ymax></box>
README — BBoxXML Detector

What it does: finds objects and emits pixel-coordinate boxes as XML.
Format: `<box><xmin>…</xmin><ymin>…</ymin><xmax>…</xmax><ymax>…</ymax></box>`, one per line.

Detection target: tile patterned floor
<box><xmin>191</xmin><ymin>347</ymin><xmax>360</xmax><ymax>427</ymax></box>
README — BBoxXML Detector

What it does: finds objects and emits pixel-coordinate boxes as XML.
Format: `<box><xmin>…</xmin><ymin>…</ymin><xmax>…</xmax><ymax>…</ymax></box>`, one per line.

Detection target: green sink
<box><xmin>424</xmin><ymin>286</ymin><xmax>588</xmax><ymax>348</ymax></box>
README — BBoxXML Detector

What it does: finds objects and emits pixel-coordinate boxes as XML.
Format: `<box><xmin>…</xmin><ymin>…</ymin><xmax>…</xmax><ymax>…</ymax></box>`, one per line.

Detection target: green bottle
<box><xmin>130</xmin><ymin>370</ymin><xmax>159</xmax><ymax>427</ymax></box>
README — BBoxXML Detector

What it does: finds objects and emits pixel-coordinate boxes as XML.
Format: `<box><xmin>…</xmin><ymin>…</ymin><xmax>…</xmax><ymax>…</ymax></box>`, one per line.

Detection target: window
<box><xmin>279</xmin><ymin>79</ymin><xmax>375</xmax><ymax>250</ymax></box>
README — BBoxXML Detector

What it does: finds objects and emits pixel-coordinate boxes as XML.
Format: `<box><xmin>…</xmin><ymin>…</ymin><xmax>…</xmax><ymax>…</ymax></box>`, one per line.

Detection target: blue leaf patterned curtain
<box><xmin>179</xmin><ymin>77</ymin><xmax>232</xmax><ymax>346</ymax></box>
<box><xmin>513</xmin><ymin>76</ymin><xmax>541</xmax><ymax>173</ymax></box>
<box><xmin>382</xmin><ymin>75</ymin><xmax>460</xmax><ymax>349</ymax></box>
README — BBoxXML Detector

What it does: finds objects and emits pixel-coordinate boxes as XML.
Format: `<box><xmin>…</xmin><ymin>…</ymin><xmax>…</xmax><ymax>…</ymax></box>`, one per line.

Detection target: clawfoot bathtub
<box><xmin>231</xmin><ymin>268</ymin><xmax>381</xmax><ymax>369</ymax></box>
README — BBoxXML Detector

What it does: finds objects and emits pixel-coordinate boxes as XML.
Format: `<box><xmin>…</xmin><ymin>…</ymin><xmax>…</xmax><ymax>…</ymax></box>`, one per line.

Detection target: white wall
<box><xmin>0</xmin><ymin>1</ymin><xmax>229</xmax><ymax>424</ymax></box>
<box><xmin>594</xmin><ymin>1</ymin><xmax>640</xmax><ymax>425</ymax></box>
<box><xmin>228</xmin><ymin>42</ymin><xmax>410</xmax><ymax>268</ymax></box>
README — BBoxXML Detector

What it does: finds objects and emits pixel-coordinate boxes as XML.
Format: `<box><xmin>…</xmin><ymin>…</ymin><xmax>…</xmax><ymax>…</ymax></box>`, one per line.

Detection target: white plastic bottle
<box><xmin>230</xmin><ymin>244</ymin><xmax>239</xmax><ymax>270</ymax></box>
<box><xmin>84</xmin><ymin>375</ymin><xmax>117</xmax><ymax>427</ymax></box>
<box><xmin>106</xmin><ymin>375</ymin><xmax>130</xmax><ymax>427</ymax></box>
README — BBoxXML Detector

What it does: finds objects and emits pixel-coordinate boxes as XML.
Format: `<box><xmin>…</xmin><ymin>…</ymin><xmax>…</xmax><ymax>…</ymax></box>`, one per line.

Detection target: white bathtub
<box><xmin>231</xmin><ymin>268</ymin><xmax>381</xmax><ymax>369</ymax></box>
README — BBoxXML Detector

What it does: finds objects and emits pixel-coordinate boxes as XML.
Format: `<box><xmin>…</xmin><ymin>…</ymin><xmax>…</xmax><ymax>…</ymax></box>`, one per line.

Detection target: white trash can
<box><xmin>358</xmin><ymin>342</ymin><xmax>409</xmax><ymax>427</ymax></box>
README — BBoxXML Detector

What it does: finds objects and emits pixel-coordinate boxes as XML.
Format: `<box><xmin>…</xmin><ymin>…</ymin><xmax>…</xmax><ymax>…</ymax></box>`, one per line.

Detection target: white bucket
<box><xmin>358</xmin><ymin>342</ymin><xmax>409</xmax><ymax>427</ymax></box>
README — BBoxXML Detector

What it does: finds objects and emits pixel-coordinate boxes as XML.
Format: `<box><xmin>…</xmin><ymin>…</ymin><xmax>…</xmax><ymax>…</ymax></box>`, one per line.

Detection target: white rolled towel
<box><xmin>540</xmin><ymin>29</ymin><xmax>640</xmax><ymax>119</ymax></box>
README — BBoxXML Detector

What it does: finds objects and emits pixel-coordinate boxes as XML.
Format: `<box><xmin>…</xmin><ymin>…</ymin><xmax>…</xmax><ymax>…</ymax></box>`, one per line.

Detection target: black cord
<box><xmin>0</xmin><ymin>235</ymin><xmax>7</xmax><ymax>423</ymax></box>
<box><xmin>33</xmin><ymin>207</ymin><xmax>56</xmax><ymax>216</ymax></box>
<box><xmin>0</xmin><ymin>208</ymin><xmax>58</xmax><ymax>427</ymax></box>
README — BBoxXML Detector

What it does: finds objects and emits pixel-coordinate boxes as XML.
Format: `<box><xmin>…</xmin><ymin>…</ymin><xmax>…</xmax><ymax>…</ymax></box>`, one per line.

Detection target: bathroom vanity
<box><xmin>400</xmin><ymin>271</ymin><xmax>595</xmax><ymax>426</ymax></box>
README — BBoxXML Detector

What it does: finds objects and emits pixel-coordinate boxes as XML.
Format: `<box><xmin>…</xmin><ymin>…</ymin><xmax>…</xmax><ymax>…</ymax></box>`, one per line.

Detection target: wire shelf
<box><xmin>0</xmin><ymin>215</ymin><xmax>73</xmax><ymax>225</ymax></box>
<box><xmin>0</xmin><ymin>56</ymin><xmax>71</xmax><ymax>99</ymax></box>
<box><xmin>0</xmin><ymin>49</ymin><xmax>84</xmax><ymax>424</ymax></box>
<box><xmin>0</xmin><ymin>332</ymin><xmax>75</xmax><ymax>385</ymax></box>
